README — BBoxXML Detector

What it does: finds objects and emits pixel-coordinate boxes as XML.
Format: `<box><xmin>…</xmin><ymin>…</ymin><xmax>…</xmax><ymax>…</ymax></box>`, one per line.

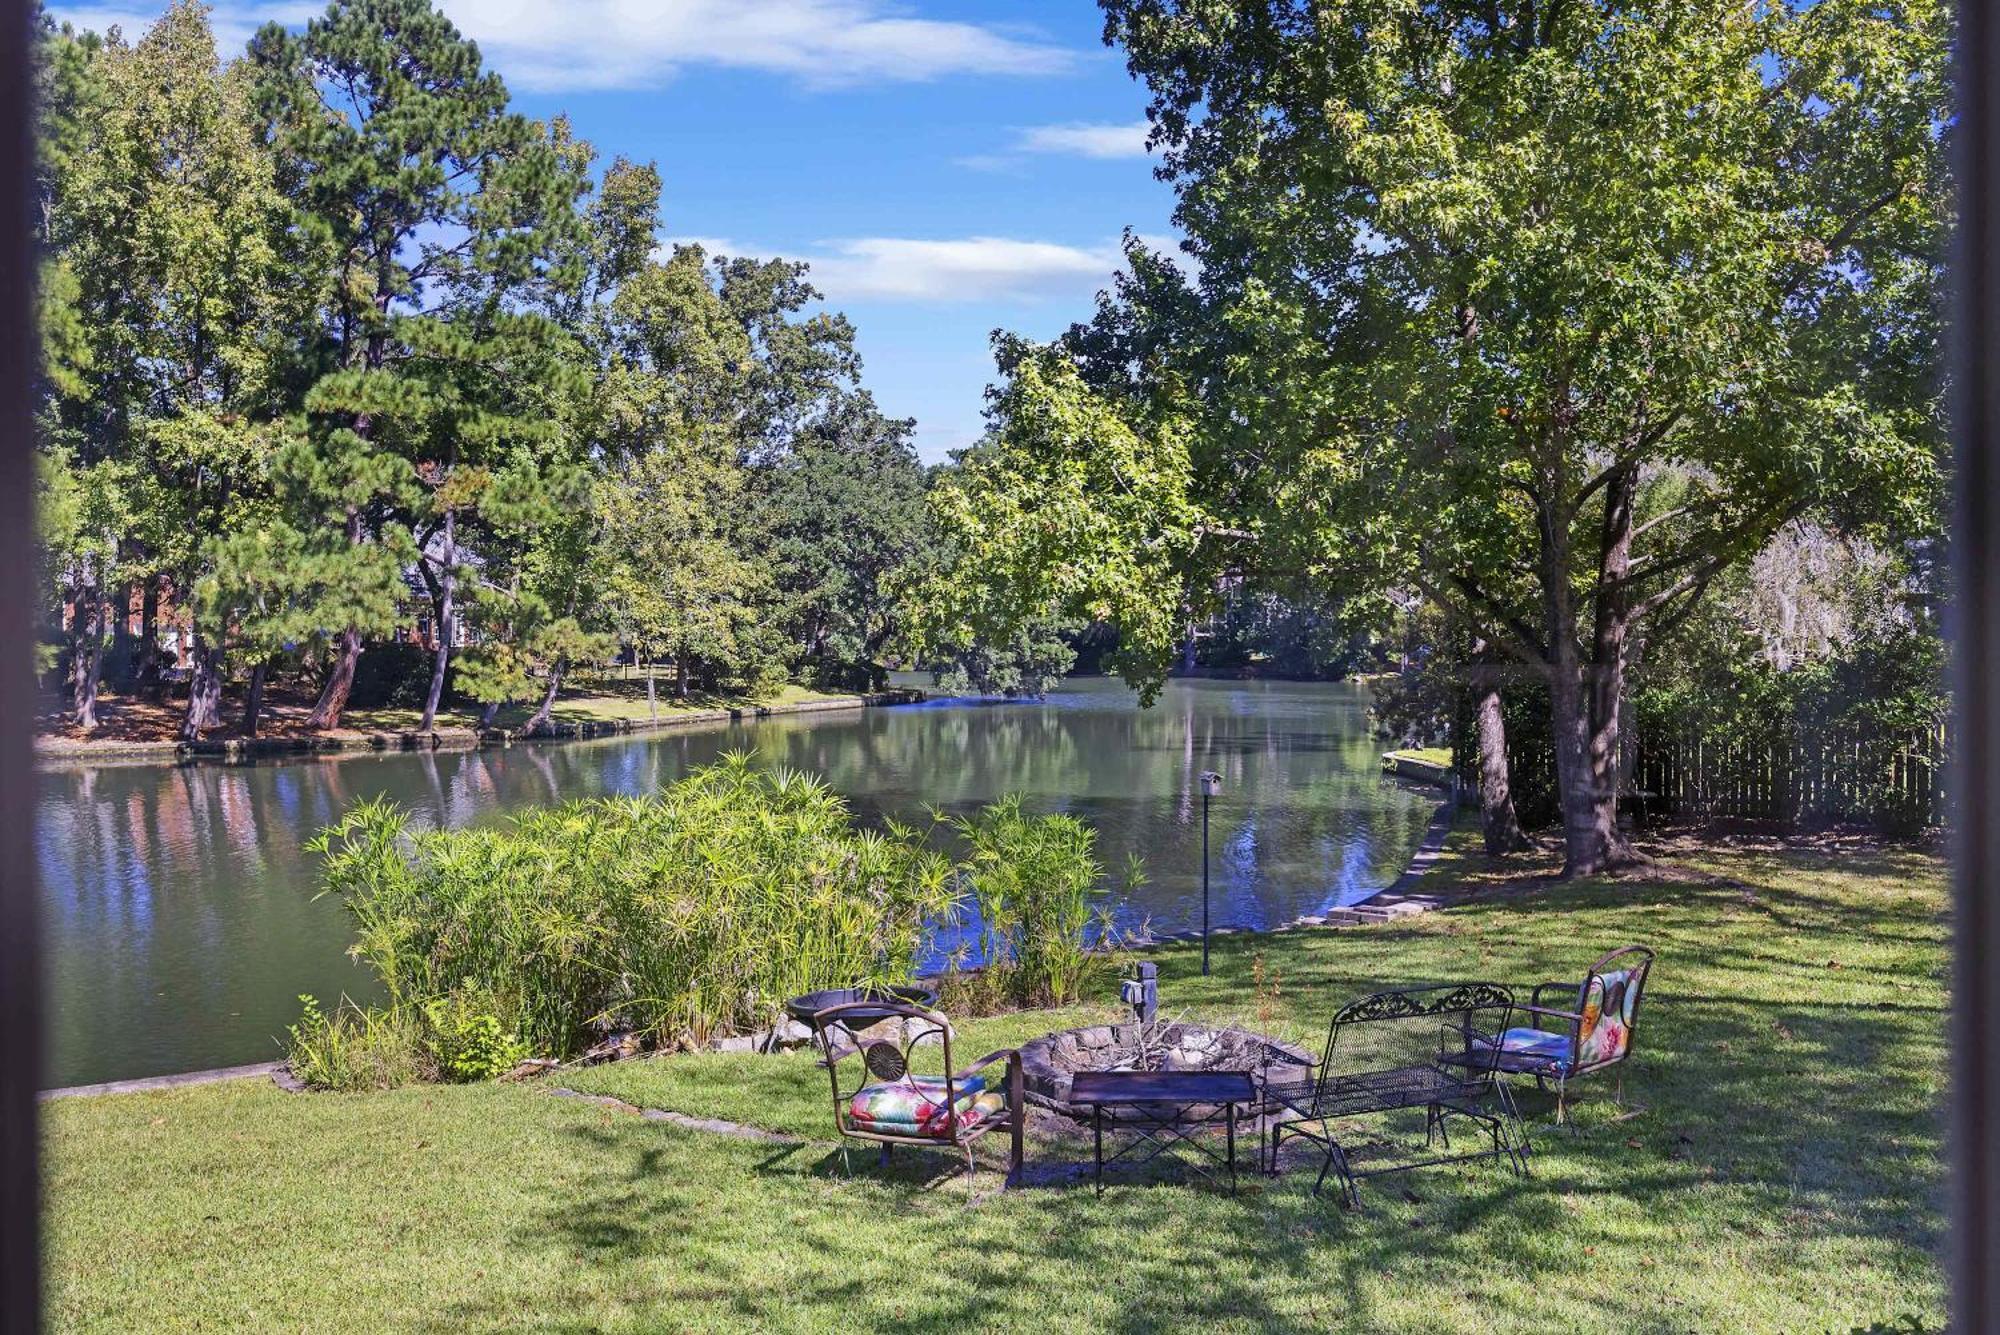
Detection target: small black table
<box><xmin>1070</xmin><ymin>1070</ymin><xmax>1258</xmax><ymax>1194</ymax></box>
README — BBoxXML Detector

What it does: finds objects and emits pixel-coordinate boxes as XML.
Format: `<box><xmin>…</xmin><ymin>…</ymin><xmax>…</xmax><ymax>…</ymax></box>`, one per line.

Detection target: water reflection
<box><xmin>38</xmin><ymin>677</ymin><xmax>1433</xmax><ymax>1087</ymax></box>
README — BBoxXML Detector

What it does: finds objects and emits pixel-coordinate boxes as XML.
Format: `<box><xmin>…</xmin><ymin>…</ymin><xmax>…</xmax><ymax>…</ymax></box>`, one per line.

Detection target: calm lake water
<box><xmin>39</xmin><ymin>676</ymin><xmax>1436</xmax><ymax>1088</ymax></box>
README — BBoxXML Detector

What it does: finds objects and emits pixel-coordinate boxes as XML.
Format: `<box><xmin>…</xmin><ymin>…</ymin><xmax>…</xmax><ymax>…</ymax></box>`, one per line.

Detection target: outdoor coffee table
<box><xmin>1070</xmin><ymin>1069</ymin><xmax>1258</xmax><ymax>1195</ymax></box>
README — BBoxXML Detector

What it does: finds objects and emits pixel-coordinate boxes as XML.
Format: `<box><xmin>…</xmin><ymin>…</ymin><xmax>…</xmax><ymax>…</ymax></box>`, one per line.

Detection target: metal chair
<box><xmin>1263</xmin><ymin>982</ymin><xmax>1532</xmax><ymax>1207</ymax></box>
<box><xmin>808</xmin><ymin>999</ymin><xmax>1024</xmax><ymax>1186</ymax></box>
<box><xmin>1480</xmin><ymin>945</ymin><xmax>1655</xmax><ymax>1125</ymax></box>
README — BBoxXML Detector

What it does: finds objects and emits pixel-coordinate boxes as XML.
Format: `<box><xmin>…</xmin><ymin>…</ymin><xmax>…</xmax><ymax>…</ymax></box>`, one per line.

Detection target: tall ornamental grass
<box><xmin>948</xmin><ymin>796</ymin><xmax>1136</xmax><ymax>1008</ymax></box>
<box><xmin>306</xmin><ymin>756</ymin><xmax>958</xmax><ymax>1063</ymax></box>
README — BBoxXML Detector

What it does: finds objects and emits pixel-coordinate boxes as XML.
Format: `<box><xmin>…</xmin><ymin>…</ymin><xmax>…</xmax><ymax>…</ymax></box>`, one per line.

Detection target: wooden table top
<box><xmin>1069</xmin><ymin>1069</ymin><xmax>1257</xmax><ymax>1105</ymax></box>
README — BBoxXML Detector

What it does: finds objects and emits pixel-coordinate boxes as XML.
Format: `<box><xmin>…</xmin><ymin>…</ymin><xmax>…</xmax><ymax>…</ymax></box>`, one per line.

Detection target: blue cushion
<box><xmin>1500</xmin><ymin>1027</ymin><xmax>1571</xmax><ymax>1060</ymax></box>
<box><xmin>1474</xmin><ymin>1027</ymin><xmax>1572</xmax><ymax>1068</ymax></box>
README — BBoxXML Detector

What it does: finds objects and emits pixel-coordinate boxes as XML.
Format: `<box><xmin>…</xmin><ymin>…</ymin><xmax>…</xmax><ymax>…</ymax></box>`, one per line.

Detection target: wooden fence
<box><xmin>1452</xmin><ymin>694</ymin><xmax>1952</xmax><ymax>833</ymax></box>
<box><xmin>1631</xmin><ymin>716</ymin><xmax>1950</xmax><ymax>830</ymax></box>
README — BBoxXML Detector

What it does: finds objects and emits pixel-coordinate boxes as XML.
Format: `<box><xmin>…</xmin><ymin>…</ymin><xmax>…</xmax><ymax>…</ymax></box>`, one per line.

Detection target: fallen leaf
<box><xmin>1625</xmin><ymin>1137</ymin><xmax>1644</xmax><ymax>1149</ymax></box>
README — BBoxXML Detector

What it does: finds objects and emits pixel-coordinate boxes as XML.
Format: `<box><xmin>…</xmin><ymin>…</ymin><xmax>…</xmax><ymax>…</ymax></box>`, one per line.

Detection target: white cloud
<box><xmin>1013</xmin><ymin>120</ymin><xmax>1152</xmax><ymax>159</ymax></box>
<box><xmin>55</xmin><ymin>1</ymin><xmax>1079</xmax><ymax>92</ymax></box>
<box><xmin>794</xmin><ymin>236</ymin><xmax>1127</xmax><ymax>304</ymax></box>
<box><xmin>657</xmin><ymin>232</ymin><xmax>1174</xmax><ymax>305</ymax></box>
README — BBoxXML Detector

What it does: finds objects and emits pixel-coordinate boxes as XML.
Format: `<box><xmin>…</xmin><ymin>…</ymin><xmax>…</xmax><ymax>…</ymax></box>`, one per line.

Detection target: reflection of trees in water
<box><xmin>39</xmin><ymin>681</ymin><xmax>1437</xmax><ymax>1085</ymax></box>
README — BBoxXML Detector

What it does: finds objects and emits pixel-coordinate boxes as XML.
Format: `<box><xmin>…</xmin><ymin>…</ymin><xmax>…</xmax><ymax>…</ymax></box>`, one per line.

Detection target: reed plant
<box><xmin>303</xmin><ymin>756</ymin><xmax>960</xmax><ymax>1064</ymax></box>
<box><xmin>948</xmin><ymin>795</ymin><xmax>1136</xmax><ymax>1007</ymax></box>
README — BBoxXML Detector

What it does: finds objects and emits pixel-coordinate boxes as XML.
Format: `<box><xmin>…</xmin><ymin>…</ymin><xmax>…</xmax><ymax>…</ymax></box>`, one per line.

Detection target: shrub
<box><xmin>422</xmin><ymin>984</ymin><xmax>529</xmax><ymax>1082</ymax></box>
<box><xmin>306</xmin><ymin>755</ymin><xmax>960</xmax><ymax>1060</ymax></box>
<box><xmin>948</xmin><ymin>796</ymin><xmax>1134</xmax><ymax>1008</ymax></box>
<box><xmin>284</xmin><ymin>995</ymin><xmax>426</xmax><ymax>1092</ymax></box>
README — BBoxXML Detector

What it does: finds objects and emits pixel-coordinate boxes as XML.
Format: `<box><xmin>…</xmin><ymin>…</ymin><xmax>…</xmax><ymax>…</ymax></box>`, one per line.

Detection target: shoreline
<box><xmin>37</xmin><ymin>796</ymin><xmax>1459</xmax><ymax>1100</ymax></box>
<box><xmin>33</xmin><ymin>687</ymin><xmax>927</xmax><ymax>768</ymax></box>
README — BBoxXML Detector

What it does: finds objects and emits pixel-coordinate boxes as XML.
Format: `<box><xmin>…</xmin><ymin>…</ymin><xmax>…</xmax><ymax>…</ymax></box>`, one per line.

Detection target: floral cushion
<box><xmin>847</xmin><ymin>1074</ymin><xmax>1004</xmax><ymax>1139</ymax></box>
<box><xmin>1577</xmin><ymin>968</ymin><xmax>1640</xmax><ymax>1067</ymax></box>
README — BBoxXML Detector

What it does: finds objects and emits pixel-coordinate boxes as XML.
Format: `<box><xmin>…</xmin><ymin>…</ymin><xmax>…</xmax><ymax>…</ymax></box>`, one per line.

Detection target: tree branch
<box><xmin>1413</xmin><ymin>568</ymin><xmax>1552</xmax><ymax>666</ymax></box>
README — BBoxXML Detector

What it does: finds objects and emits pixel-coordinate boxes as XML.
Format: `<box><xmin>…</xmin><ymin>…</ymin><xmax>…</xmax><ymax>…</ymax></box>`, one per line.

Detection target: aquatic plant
<box><xmin>304</xmin><ymin>755</ymin><xmax>961</xmax><ymax>1060</ymax></box>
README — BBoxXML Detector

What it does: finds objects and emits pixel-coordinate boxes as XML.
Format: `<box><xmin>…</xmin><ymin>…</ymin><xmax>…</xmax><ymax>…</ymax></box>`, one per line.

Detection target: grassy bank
<box><xmin>43</xmin><ymin>826</ymin><xmax>1947</xmax><ymax>1332</ymax></box>
<box><xmin>34</xmin><ymin>680</ymin><xmax>868</xmax><ymax>757</ymax></box>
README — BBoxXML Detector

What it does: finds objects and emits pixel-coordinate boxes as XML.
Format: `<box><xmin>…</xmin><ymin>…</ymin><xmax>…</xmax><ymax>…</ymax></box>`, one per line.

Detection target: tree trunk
<box><xmin>180</xmin><ymin>631</ymin><xmax>224</xmax><ymax>740</ymax></box>
<box><xmin>477</xmin><ymin>698</ymin><xmax>501</xmax><ymax>731</ymax></box>
<box><xmin>242</xmin><ymin>661</ymin><xmax>267</xmax><ymax>737</ymax></box>
<box><xmin>1584</xmin><ymin>466</ymin><xmax>1640</xmax><ymax>867</ymax></box>
<box><xmin>523</xmin><ymin>659</ymin><xmax>565</xmax><ymax>736</ymax></box>
<box><xmin>1540</xmin><ymin>493</ymin><xmax>1614</xmax><ymax>876</ymax></box>
<box><xmin>1539</xmin><ymin>469</ymin><xmax>1639</xmax><ymax>877</ymax></box>
<box><xmin>135</xmin><ymin>576</ymin><xmax>163</xmax><ymax>699</ymax></box>
<box><xmin>69</xmin><ymin>571</ymin><xmax>103</xmax><ymax>732</ymax></box>
<box><xmin>419</xmin><ymin>510</ymin><xmax>456</xmax><ymax>732</ymax></box>
<box><xmin>675</xmin><ymin>652</ymin><xmax>689</xmax><ymax>699</ymax></box>
<box><xmin>307</xmin><ymin>626</ymin><xmax>362</xmax><ymax>730</ymax></box>
<box><xmin>1475</xmin><ymin>683</ymin><xmax>1530</xmax><ymax>854</ymax></box>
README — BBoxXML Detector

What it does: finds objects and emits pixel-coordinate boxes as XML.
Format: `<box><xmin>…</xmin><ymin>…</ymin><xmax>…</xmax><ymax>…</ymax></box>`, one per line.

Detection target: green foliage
<box><xmin>284</xmin><ymin>994</ymin><xmax>426</xmax><ymax>1092</ymax></box>
<box><xmin>28</xmin><ymin>0</ymin><xmax>1074</xmax><ymax>731</ymax></box>
<box><xmin>756</xmin><ymin>393</ymin><xmax>928</xmax><ymax>681</ymax></box>
<box><xmin>948</xmin><ymin>796</ymin><xmax>1133</xmax><ymax>1009</ymax></box>
<box><xmin>307</xmin><ymin>756</ymin><xmax>962</xmax><ymax>1057</ymax></box>
<box><xmin>926</xmin><ymin>611</ymin><xmax>1080</xmax><ymax>699</ymax></box>
<box><xmin>908</xmin><ymin>344</ymin><xmax>1211</xmax><ymax>704</ymax></box>
<box><xmin>934</xmin><ymin>0</ymin><xmax>1952</xmax><ymax>869</ymax></box>
<box><xmin>595</xmin><ymin>436</ymin><xmax>791</xmax><ymax>695</ymax></box>
<box><xmin>422</xmin><ymin>985</ymin><xmax>530</xmax><ymax>1083</ymax></box>
<box><xmin>1200</xmin><ymin>586</ymin><xmax>1373</xmax><ymax>679</ymax></box>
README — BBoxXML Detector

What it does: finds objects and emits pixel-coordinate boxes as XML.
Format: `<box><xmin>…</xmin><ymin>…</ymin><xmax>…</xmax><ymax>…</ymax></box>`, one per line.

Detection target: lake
<box><xmin>38</xmin><ymin>676</ymin><xmax>1438</xmax><ymax>1088</ymax></box>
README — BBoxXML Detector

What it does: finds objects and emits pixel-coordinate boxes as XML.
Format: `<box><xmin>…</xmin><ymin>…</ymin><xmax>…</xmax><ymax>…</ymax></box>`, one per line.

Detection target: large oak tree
<box><xmin>933</xmin><ymin>0</ymin><xmax>1950</xmax><ymax>876</ymax></box>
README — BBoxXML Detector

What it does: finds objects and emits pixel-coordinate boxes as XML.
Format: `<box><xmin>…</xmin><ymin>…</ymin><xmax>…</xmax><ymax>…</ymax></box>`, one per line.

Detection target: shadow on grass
<box><xmin>424</xmin><ymin>835</ymin><xmax>1944</xmax><ymax>1331</ymax></box>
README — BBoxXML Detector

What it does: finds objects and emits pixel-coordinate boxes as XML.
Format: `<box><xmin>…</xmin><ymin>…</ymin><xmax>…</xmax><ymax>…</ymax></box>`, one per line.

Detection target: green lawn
<box><xmin>1385</xmin><ymin>745</ymin><xmax>1453</xmax><ymax>767</ymax></box>
<box><xmin>42</xmin><ymin>826</ymin><xmax>1947</xmax><ymax>1332</ymax></box>
<box><xmin>343</xmin><ymin>681</ymin><xmax>855</xmax><ymax>734</ymax></box>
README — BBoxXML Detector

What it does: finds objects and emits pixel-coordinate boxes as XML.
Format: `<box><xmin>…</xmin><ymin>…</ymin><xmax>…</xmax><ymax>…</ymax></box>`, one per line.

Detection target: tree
<box><xmin>953</xmin><ymin>0</ymin><xmax>1948</xmax><ymax>875</ymax></box>
<box><xmin>34</xmin><ymin>3</ymin><xmax>314</xmax><ymax>735</ymax></box>
<box><xmin>907</xmin><ymin>343</ymin><xmax>1211</xmax><ymax>703</ymax></box>
<box><xmin>247</xmin><ymin>0</ymin><xmax>586</xmax><ymax>730</ymax></box>
<box><xmin>596</xmin><ymin>436</ymin><xmax>788</xmax><ymax>698</ymax></box>
<box><xmin>756</xmin><ymin>392</ymin><xmax>927</xmax><ymax>685</ymax></box>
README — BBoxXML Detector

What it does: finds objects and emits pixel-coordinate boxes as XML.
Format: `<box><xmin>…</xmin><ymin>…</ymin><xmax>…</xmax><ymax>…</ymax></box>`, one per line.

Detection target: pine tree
<box><xmin>248</xmin><ymin>0</ymin><xmax>587</xmax><ymax>729</ymax></box>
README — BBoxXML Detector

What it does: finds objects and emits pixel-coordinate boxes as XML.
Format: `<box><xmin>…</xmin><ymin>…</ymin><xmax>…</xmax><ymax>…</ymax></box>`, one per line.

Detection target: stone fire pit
<box><xmin>1018</xmin><ymin>1021</ymin><xmax>1316</xmax><ymax>1122</ymax></box>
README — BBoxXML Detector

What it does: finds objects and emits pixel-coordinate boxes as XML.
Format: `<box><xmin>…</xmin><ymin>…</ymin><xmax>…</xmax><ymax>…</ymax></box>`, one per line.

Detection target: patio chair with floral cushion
<box><xmin>1476</xmin><ymin>945</ymin><xmax>1655</xmax><ymax>1126</ymax></box>
<box><xmin>809</xmin><ymin>998</ymin><xmax>1024</xmax><ymax>1186</ymax></box>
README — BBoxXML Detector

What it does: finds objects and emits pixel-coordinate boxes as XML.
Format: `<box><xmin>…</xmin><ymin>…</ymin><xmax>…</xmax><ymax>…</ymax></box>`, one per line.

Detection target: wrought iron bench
<box><xmin>1262</xmin><ymin>981</ymin><xmax>1532</xmax><ymax>1207</ymax></box>
<box><xmin>806</xmin><ymin>998</ymin><xmax>1024</xmax><ymax>1186</ymax></box>
<box><xmin>1476</xmin><ymin>945</ymin><xmax>1655</xmax><ymax>1126</ymax></box>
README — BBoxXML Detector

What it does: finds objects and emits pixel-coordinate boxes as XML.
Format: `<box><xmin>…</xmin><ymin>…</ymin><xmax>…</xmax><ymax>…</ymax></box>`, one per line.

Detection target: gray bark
<box><xmin>419</xmin><ymin>509</ymin><xmax>456</xmax><ymax>732</ymax></box>
<box><xmin>180</xmin><ymin>632</ymin><xmax>224</xmax><ymax>739</ymax></box>
<box><xmin>307</xmin><ymin>626</ymin><xmax>362</xmax><ymax>730</ymax></box>
<box><xmin>523</xmin><ymin>659</ymin><xmax>564</xmax><ymax>736</ymax></box>
<box><xmin>242</xmin><ymin>661</ymin><xmax>267</xmax><ymax>737</ymax></box>
<box><xmin>69</xmin><ymin>572</ymin><xmax>103</xmax><ymax>732</ymax></box>
<box><xmin>1475</xmin><ymin>684</ymin><xmax>1530</xmax><ymax>854</ymax></box>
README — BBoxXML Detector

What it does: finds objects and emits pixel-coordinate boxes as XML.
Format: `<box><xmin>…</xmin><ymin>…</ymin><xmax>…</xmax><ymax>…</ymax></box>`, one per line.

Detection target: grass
<box><xmin>36</xmin><ymin>680</ymin><xmax>860</xmax><ymax>747</ymax></box>
<box><xmin>1386</xmin><ymin>745</ymin><xmax>1453</xmax><ymax>767</ymax></box>
<box><xmin>43</xmin><ymin>823</ymin><xmax>1947</xmax><ymax>1332</ymax></box>
<box><xmin>345</xmin><ymin>681</ymin><xmax>854</xmax><ymax>734</ymax></box>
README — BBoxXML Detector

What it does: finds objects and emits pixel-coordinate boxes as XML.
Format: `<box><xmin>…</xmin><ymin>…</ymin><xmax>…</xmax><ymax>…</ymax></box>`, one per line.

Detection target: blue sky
<box><xmin>56</xmin><ymin>0</ymin><xmax>1180</xmax><ymax>461</ymax></box>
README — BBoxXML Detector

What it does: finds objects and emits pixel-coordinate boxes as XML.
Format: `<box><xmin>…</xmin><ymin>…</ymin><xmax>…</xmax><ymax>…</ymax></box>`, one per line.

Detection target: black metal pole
<box><xmin>1201</xmin><ymin>790</ymin><xmax>1211</xmax><ymax>976</ymax></box>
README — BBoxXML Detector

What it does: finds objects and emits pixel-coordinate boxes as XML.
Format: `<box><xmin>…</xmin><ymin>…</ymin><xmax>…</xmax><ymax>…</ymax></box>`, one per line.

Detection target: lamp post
<box><xmin>1199</xmin><ymin>771</ymin><xmax>1222</xmax><ymax>975</ymax></box>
